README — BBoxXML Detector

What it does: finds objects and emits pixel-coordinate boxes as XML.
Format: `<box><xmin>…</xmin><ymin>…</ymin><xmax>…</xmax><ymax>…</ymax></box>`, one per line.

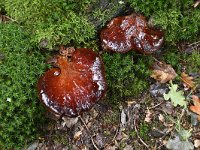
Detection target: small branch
<box><xmin>78</xmin><ymin>116</ymin><xmax>99</xmax><ymax>150</ymax></box>
<box><xmin>188</xmin><ymin>40</ymin><xmax>200</xmax><ymax>46</ymax></box>
<box><xmin>149</xmin><ymin>101</ymin><xmax>164</xmax><ymax>110</ymax></box>
<box><xmin>152</xmin><ymin>57</ymin><xmax>160</xmax><ymax>62</ymax></box>
<box><xmin>0</xmin><ymin>15</ymin><xmax>17</xmax><ymax>22</ymax></box>
<box><xmin>134</xmin><ymin>118</ymin><xmax>149</xmax><ymax>149</ymax></box>
<box><xmin>112</xmin><ymin>128</ymin><xmax>119</xmax><ymax>142</ymax></box>
<box><xmin>179</xmin><ymin>109</ymin><xmax>185</xmax><ymax>120</ymax></box>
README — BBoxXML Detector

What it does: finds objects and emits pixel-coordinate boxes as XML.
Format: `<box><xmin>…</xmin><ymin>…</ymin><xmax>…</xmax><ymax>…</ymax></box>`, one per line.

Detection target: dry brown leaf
<box><xmin>73</xmin><ymin>130</ymin><xmax>83</xmax><ymax>141</ymax></box>
<box><xmin>158</xmin><ymin>114</ymin><xmax>165</xmax><ymax>122</ymax></box>
<box><xmin>126</xmin><ymin>100</ymin><xmax>136</xmax><ymax>107</ymax></box>
<box><xmin>144</xmin><ymin>109</ymin><xmax>153</xmax><ymax>123</ymax></box>
<box><xmin>189</xmin><ymin>95</ymin><xmax>200</xmax><ymax>120</ymax></box>
<box><xmin>194</xmin><ymin>139</ymin><xmax>200</xmax><ymax>148</ymax></box>
<box><xmin>151</xmin><ymin>61</ymin><xmax>177</xmax><ymax>83</ymax></box>
<box><xmin>104</xmin><ymin>145</ymin><xmax>118</xmax><ymax>150</ymax></box>
<box><xmin>181</xmin><ymin>72</ymin><xmax>195</xmax><ymax>90</ymax></box>
<box><xmin>62</xmin><ymin>116</ymin><xmax>78</xmax><ymax>128</ymax></box>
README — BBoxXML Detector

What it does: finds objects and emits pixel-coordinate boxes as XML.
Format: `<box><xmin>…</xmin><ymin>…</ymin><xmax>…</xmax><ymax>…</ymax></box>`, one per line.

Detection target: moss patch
<box><xmin>0</xmin><ymin>23</ymin><xmax>48</xmax><ymax>149</ymax></box>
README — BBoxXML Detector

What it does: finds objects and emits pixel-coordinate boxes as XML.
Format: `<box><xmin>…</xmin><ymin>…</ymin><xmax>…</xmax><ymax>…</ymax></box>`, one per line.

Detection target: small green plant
<box><xmin>129</xmin><ymin>130</ymin><xmax>137</xmax><ymax>138</ymax></box>
<box><xmin>166</xmin><ymin>117</ymin><xmax>194</xmax><ymax>150</ymax></box>
<box><xmin>164</xmin><ymin>81</ymin><xmax>186</xmax><ymax>108</ymax></box>
<box><xmin>139</xmin><ymin>122</ymin><xmax>150</xmax><ymax>141</ymax></box>
<box><xmin>0</xmin><ymin>23</ymin><xmax>48</xmax><ymax>149</ymax></box>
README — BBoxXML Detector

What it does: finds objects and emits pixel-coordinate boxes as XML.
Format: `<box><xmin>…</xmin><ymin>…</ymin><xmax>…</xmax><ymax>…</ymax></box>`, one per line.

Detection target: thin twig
<box><xmin>134</xmin><ymin>118</ymin><xmax>149</xmax><ymax>149</ymax></box>
<box><xmin>78</xmin><ymin>116</ymin><xmax>99</xmax><ymax>150</ymax></box>
<box><xmin>149</xmin><ymin>101</ymin><xmax>164</xmax><ymax>110</ymax></box>
<box><xmin>179</xmin><ymin>109</ymin><xmax>185</xmax><ymax>120</ymax></box>
<box><xmin>1</xmin><ymin>15</ymin><xmax>17</xmax><ymax>22</ymax></box>
<box><xmin>188</xmin><ymin>40</ymin><xmax>200</xmax><ymax>46</ymax></box>
<box><xmin>152</xmin><ymin>57</ymin><xmax>160</xmax><ymax>62</ymax></box>
<box><xmin>112</xmin><ymin>128</ymin><xmax>119</xmax><ymax>142</ymax></box>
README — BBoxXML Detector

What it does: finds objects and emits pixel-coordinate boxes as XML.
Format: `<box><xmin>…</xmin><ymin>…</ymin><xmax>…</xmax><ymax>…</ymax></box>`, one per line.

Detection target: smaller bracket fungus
<box><xmin>37</xmin><ymin>47</ymin><xmax>107</xmax><ymax>117</ymax></box>
<box><xmin>100</xmin><ymin>14</ymin><xmax>164</xmax><ymax>54</ymax></box>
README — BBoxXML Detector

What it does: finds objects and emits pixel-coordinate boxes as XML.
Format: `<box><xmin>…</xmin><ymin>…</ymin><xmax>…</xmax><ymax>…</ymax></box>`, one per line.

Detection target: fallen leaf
<box><xmin>166</xmin><ymin>135</ymin><xmax>194</xmax><ymax>150</ymax></box>
<box><xmin>150</xmin><ymin>129</ymin><xmax>164</xmax><ymax>138</ymax></box>
<box><xmin>27</xmin><ymin>142</ymin><xmax>43</xmax><ymax>150</ymax></box>
<box><xmin>104</xmin><ymin>145</ymin><xmax>118</xmax><ymax>150</ymax></box>
<box><xmin>121</xmin><ymin>132</ymin><xmax>129</xmax><ymax>141</ymax></box>
<box><xmin>92</xmin><ymin>109</ymin><xmax>99</xmax><ymax>119</ymax></box>
<box><xmin>163</xmin><ymin>140</ymin><xmax>168</xmax><ymax>145</ymax></box>
<box><xmin>161</xmin><ymin>102</ymin><xmax>174</xmax><ymax>114</ymax></box>
<box><xmin>178</xmin><ymin>129</ymin><xmax>192</xmax><ymax>141</ymax></box>
<box><xmin>181</xmin><ymin>72</ymin><xmax>195</xmax><ymax>90</ymax></box>
<box><xmin>164</xmin><ymin>81</ymin><xmax>186</xmax><ymax>108</ymax></box>
<box><xmin>62</xmin><ymin>116</ymin><xmax>78</xmax><ymax>128</ymax></box>
<box><xmin>151</xmin><ymin>61</ymin><xmax>177</xmax><ymax>83</ymax></box>
<box><xmin>189</xmin><ymin>95</ymin><xmax>200</xmax><ymax>120</ymax></box>
<box><xmin>126</xmin><ymin>100</ymin><xmax>136</xmax><ymax>107</ymax></box>
<box><xmin>74</xmin><ymin>131</ymin><xmax>82</xmax><ymax>141</ymax></box>
<box><xmin>144</xmin><ymin>109</ymin><xmax>153</xmax><ymax>123</ymax></box>
<box><xmin>194</xmin><ymin>139</ymin><xmax>200</xmax><ymax>148</ymax></box>
<box><xmin>149</xmin><ymin>83</ymin><xmax>168</xmax><ymax>97</ymax></box>
<box><xmin>158</xmin><ymin>114</ymin><xmax>165</xmax><ymax>122</ymax></box>
<box><xmin>124</xmin><ymin>144</ymin><xmax>133</xmax><ymax>150</ymax></box>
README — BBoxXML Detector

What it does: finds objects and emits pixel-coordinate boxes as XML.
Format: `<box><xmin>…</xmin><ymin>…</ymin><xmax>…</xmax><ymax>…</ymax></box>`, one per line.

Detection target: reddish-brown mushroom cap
<box><xmin>37</xmin><ymin>48</ymin><xmax>107</xmax><ymax>117</ymax></box>
<box><xmin>100</xmin><ymin>14</ymin><xmax>164</xmax><ymax>54</ymax></box>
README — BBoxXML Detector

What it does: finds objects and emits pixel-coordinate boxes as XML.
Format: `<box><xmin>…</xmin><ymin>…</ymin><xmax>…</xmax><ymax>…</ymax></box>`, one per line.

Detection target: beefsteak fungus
<box><xmin>38</xmin><ymin>47</ymin><xmax>107</xmax><ymax>117</ymax></box>
<box><xmin>100</xmin><ymin>14</ymin><xmax>164</xmax><ymax>54</ymax></box>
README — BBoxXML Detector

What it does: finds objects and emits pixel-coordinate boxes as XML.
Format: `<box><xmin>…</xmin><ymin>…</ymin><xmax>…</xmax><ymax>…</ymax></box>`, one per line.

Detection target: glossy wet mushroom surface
<box><xmin>38</xmin><ymin>48</ymin><xmax>107</xmax><ymax>117</ymax></box>
<box><xmin>100</xmin><ymin>14</ymin><xmax>164</xmax><ymax>54</ymax></box>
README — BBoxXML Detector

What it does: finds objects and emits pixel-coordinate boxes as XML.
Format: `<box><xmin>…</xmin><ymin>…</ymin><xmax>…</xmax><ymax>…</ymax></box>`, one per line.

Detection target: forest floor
<box><xmin>28</xmin><ymin>44</ymin><xmax>200</xmax><ymax>149</ymax></box>
<box><xmin>1</xmin><ymin>1</ymin><xmax>200</xmax><ymax>150</ymax></box>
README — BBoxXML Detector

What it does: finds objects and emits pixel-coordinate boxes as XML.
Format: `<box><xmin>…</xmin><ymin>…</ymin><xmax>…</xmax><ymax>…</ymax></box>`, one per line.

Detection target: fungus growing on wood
<box><xmin>100</xmin><ymin>14</ymin><xmax>164</xmax><ymax>54</ymax></box>
<box><xmin>37</xmin><ymin>47</ymin><xmax>107</xmax><ymax>117</ymax></box>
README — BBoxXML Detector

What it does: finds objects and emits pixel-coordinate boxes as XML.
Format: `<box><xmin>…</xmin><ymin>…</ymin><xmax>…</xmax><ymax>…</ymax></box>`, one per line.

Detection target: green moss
<box><xmin>162</xmin><ymin>48</ymin><xmax>183</xmax><ymax>74</ymax></box>
<box><xmin>90</xmin><ymin>0</ymin><xmax>126</xmax><ymax>29</ymax></box>
<box><xmin>139</xmin><ymin>122</ymin><xmax>150</xmax><ymax>141</ymax></box>
<box><xmin>184</xmin><ymin>51</ymin><xmax>200</xmax><ymax>73</ymax></box>
<box><xmin>102</xmin><ymin>52</ymin><xmax>153</xmax><ymax>104</ymax></box>
<box><xmin>162</xmin><ymin>46</ymin><xmax>200</xmax><ymax>76</ymax></box>
<box><xmin>128</xmin><ymin>0</ymin><xmax>200</xmax><ymax>43</ymax></box>
<box><xmin>103</xmin><ymin>109</ymin><xmax>120</xmax><ymax>125</ymax></box>
<box><xmin>129</xmin><ymin>130</ymin><xmax>137</xmax><ymax>138</ymax></box>
<box><xmin>0</xmin><ymin>1</ymin><xmax>199</xmax><ymax>148</ymax></box>
<box><xmin>0</xmin><ymin>23</ymin><xmax>48</xmax><ymax>149</ymax></box>
<box><xmin>2</xmin><ymin>0</ymin><xmax>95</xmax><ymax>48</ymax></box>
<box><xmin>52</xmin><ymin>131</ymin><xmax>72</xmax><ymax>147</ymax></box>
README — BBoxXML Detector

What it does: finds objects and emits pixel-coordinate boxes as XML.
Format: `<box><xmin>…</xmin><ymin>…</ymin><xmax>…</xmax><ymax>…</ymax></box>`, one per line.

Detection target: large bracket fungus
<box><xmin>100</xmin><ymin>14</ymin><xmax>164</xmax><ymax>54</ymax></box>
<box><xmin>37</xmin><ymin>47</ymin><xmax>107</xmax><ymax>117</ymax></box>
